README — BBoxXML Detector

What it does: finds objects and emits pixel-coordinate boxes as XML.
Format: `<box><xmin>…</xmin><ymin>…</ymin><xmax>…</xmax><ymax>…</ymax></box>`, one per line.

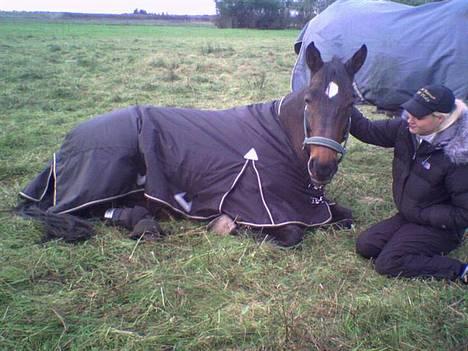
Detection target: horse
<box><xmin>18</xmin><ymin>42</ymin><xmax>367</xmax><ymax>247</ymax></box>
<box><xmin>292</xmin><ymin>0</ymin><xmax>468</xmax><ymax>112</ymax></box>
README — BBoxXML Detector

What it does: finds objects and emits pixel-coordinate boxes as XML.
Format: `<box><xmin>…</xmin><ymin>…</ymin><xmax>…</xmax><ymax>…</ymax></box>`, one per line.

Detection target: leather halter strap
<box><xmin>302</xmin><ymin>107</ymin><xmax>351</xmax><ymax>160</ymax></box>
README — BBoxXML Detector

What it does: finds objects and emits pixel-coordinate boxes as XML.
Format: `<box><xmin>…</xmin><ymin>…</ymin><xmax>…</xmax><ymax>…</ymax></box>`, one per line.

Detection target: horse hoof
<box><xmin>330</xmin><ymin>219</ymin><xmax>354</xmax><ymax>230</ymax></box>
<box><xmin>129</xmin><ymin>218</ymin><xmax>165</xmax><ymax>240</ymax></box>
<box><xmin>207</xmin><ymin>214</ymin><xmax>237</xmax><ymax>236</ymax></box>
<box><xmin>330</xmin><ymin>203</ymin><xmax>353</xmax><ymax>221</ymax></box>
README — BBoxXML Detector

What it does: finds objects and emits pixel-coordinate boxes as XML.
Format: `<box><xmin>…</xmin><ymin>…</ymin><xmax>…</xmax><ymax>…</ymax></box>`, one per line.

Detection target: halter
<box><xmin>276</xmin><ymin>95</ymin><xmax>351</xmax><ymax>163</ymax></box>
<box><xmin>302</xmin><ymin>106</ymin><xmax>351</xmax><ymax>163</ymax></box>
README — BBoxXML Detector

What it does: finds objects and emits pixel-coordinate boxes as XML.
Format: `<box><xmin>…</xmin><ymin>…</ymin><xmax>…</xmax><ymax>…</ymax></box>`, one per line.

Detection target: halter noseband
<box><xmin>302</xmin><ymin>107</ymin><xmax>351</xmax><ymax>162</ymax></box>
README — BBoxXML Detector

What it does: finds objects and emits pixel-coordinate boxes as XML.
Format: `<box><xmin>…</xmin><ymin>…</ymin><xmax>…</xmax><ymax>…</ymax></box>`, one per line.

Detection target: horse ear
<box><xmin>345</xmin><ymin>44</ymin><xmax>367</xmax><ymax>76</ymax></box>
<box><xmin>305</xmin><ymin>42</ymin><xmax>324</xmax><ymax>74</ymax></box>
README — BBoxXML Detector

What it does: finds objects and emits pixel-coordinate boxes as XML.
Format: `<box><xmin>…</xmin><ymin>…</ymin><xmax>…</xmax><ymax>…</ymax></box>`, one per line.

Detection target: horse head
<box><xmin>302</xmin><ymin>42</ymin><xmax>367</xmax><ymax>185</ymax></box>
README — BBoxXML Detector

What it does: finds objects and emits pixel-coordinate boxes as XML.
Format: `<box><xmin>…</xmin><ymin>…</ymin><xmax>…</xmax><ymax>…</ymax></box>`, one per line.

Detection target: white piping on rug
<box><xmin>19</xmin><ymin>192</ymin><xmax>42</xmax><ymax>202</ymax></box>
<box><xmin>19</xmin><ymin>165</ymin><xmax>54</xmax><ymax>202</ymax></box>
<box><xmin>237</xmin><ymin>201</ymin><xmax>333</xmax><ymax>228</ymax></box>
<box><xmin>19</xmin><ymin>155</ymin><xmax>145</xmax><ymax>215</ymax></box>
<box><xmin>58</xmin><ymin>189</ymin><xmax>145</xmax><ymax>214</ymax></box>
<box><xmin>218</xmin><ymin>158</ymin><xmax>250</xmax><ymax>213</ymax></box>
<box><xmin>353</xmin><ymin>81</ymin><xmax>365</xmax><ymax>102</ymax></box>
<box><xmin>53</xmin><ymin>153</ymin><xmax>57</xmax><ymax>207</ymax></box>
<box><xmin>251</xmin><ymin>160</ymin><xmax>275</xmax><ymax>225</ymax></box>
<box><xmin>145</xmin><ymin>190</ymin><xmax>333</xmax><ymax>228</ymax></box>
<box><xmin>277</xmin><ymin>95</ymin><xmax>286</xmax><ymax>117</ymax></box>
<box><xmin>144</xmin><ymin>193</ymin><xmax>217</xmax><ymax>221</ymax></box>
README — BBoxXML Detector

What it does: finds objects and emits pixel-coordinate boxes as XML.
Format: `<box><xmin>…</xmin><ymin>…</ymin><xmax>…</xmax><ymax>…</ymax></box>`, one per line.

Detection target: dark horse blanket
<box><xmin>292</xmin><ymin>0</ymin><xmax>468</xmax><ymax>111</ymax></box>
<box><xmin>21</xmin><ymin>102</ymin><xmax>332</xmax><ymax>228</ymax></box>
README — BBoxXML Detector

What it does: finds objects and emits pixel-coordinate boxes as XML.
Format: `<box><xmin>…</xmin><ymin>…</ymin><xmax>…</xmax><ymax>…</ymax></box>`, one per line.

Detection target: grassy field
<box><xmin>0</xmin><ymin>20</ymin><xmax>466</xmax><ymax>350</ymax></box>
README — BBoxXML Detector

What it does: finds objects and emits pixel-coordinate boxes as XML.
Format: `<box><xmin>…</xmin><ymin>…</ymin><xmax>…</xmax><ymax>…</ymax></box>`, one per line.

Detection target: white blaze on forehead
<box><xmin>325</xmin><ymin>81</ymin><xmax>339</xmax><ymax>98</ymax></box>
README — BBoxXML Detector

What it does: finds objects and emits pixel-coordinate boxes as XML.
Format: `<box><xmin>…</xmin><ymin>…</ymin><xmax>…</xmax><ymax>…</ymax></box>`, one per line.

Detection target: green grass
<box><xmin>0</xmin><ymin>20</ymin><xmax>466</xmax><ymax>350</ymax></box>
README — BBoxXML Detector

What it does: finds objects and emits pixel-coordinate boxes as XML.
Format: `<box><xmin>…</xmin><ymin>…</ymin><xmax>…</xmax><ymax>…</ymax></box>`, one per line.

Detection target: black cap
<box><xmin>401</xmin><ymin>84</ymin><xmax>455</xmax><ymax>118</ymax></box>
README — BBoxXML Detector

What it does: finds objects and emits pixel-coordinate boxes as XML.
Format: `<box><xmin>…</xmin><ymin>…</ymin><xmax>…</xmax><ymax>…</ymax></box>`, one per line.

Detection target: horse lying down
<box><xmin>18</xmin><ymin>42</ymin><xmax>367</xmax><ymax>247</ymax></box>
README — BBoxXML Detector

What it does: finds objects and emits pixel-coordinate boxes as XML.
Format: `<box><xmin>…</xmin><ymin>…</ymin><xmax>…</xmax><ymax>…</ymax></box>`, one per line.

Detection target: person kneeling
<box><xmin>350</xmin><ymin>85</ymin><xmax>468</xmax><ymax>284</ymax></box>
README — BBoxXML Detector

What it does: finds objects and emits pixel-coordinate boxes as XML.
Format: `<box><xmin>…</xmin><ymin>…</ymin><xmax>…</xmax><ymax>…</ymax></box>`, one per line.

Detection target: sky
<box><xmin>0</xmin><ymin>0</ymin><xmax>217</xmax><ymax>15</ymax></box>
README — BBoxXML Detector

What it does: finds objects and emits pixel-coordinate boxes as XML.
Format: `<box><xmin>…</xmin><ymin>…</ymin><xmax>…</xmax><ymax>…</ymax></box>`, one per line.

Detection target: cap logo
<box><xmin>417</xmin><ymin>88</ymin><xmax>436</xmax><ymax>102</ymax></box>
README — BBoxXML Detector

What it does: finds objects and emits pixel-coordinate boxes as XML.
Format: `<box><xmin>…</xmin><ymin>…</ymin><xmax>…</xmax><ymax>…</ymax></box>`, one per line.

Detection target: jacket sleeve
<box><xmin>418</xmin><ymin>165</ymin><xmax>468</xmax><ymax>231</ymax></box>
<box><xmin>350</xmin><ymin>107</ymin><xmax>404</xmax><ymax>147</ymax></box>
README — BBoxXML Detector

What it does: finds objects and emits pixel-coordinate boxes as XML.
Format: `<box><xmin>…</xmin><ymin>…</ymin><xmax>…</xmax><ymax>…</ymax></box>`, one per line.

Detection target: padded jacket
<box><xmin>350</xmin><ymin>102</ymin><xmax>468</xmax><ymax>232</ymax></box>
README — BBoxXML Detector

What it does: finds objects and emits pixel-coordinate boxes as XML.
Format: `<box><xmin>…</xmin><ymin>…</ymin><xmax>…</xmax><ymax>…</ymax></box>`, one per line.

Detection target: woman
<box><xmin>350</xmin><ymin>85</ymin><xmax>468</xmax><ymax>283</ymax></box>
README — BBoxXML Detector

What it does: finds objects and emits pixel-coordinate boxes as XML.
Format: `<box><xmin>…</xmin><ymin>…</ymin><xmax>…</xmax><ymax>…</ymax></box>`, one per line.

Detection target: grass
<box><xmin>0</xmin><ymin>19</ymin><xmax>467</xmax><ymax>350</ymax></box>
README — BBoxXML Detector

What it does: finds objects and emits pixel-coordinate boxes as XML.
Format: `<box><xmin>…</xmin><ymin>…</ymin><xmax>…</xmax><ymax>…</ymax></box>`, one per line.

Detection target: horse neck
<box><xmin>278</xmin><ymin>90</ymin><xmax>307</xmax><ymax>162</ymax></box>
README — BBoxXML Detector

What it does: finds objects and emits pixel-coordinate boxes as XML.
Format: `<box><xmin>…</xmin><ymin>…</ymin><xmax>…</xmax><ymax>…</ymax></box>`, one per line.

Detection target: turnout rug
<box><xmin>292</xmin><ymin>0</ymin><xmax>468</xmax><ymax>111</ymax></box>
<box><xmin>21</xmin><ymin>103</ymin><xmax>333</xmax><ymax>228</ymax></box>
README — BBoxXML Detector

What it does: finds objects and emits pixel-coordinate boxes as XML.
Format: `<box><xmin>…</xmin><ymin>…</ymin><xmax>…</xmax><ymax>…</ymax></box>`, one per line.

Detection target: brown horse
<box><xmin>18</xmin><ymin>42</ymin><xmax>367</xmax><ymax>247</ymax></box>
<box><xmin>252</xmin><ymin>42</ymin><xmax>367</xmax><ymax>245</ymax></box>
<box><xmin>281</xmin><ymin>42</ymin><xmax>367</xmax><ymax>185</ymax></box>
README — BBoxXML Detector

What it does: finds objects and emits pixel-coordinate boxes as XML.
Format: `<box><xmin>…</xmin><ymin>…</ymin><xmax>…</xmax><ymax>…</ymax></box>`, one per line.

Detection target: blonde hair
<box><xmin>435</xmin><ymin>99</ymin><xmax>466</xmax><ymax>133</ymax></box>
<box><xmin>432</xmin><ymin>111</ymin><xmax>450</xmax><ymax>119</ymax></box>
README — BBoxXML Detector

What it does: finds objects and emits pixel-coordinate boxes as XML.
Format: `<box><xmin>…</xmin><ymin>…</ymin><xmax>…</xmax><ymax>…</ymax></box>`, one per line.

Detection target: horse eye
<box><xmin>304</xmin><ymin>93</ymin><xmax>313</xmax><ymax>105</ymax></box>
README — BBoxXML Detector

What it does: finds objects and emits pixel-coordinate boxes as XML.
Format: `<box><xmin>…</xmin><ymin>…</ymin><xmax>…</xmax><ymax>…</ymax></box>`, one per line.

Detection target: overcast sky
<box><xmin>0</xmin><ymin>0</ymin><xmax>217</xmax><ymax>15</ymax></box>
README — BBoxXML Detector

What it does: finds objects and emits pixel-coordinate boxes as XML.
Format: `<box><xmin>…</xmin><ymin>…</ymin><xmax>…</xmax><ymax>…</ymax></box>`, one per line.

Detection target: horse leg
<box><xmin>105</xmin><ymin>206</ymin><xmax>165</xmax><ymax>240</ymax></box>
<box><xmin>264</xmin><ymin>225</ymin><xmax>305</xmax><ymax>247</ymax></box>
<box><xmin>329</xmin><ymin>203</ymin><xmax>353</xmax><ymax>229</ymax></box>
<box><xmin>207</xmin><ymin>214</ymin><xmax>237</xmax><ymax>236</ymax></box>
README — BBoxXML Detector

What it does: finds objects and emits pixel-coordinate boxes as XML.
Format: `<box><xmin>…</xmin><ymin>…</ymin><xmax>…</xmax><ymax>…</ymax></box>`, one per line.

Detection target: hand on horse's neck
<box><xmin>278</xmin><ymin>91</ymin><xmax>308</xmax><ymax>163</ymax></box>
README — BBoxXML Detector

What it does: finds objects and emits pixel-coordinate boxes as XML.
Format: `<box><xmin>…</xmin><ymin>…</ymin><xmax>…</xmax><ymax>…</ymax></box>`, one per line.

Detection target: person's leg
<box><xmin>356</xmin><ymin>213</ymin><xmax>407</xmax><ymax>259</ymax></box>
<box><xmin>374</xmin><ymin>223</ymin><xmax>464</xmax><ymax>280</ymax></box>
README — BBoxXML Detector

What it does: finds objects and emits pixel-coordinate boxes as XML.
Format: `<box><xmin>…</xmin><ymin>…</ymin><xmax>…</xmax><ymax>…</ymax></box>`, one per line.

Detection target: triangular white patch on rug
<box><xmin>244</xmin><ymin>148</ymin><xmax>259</xmax><ymax>160</ymax></box>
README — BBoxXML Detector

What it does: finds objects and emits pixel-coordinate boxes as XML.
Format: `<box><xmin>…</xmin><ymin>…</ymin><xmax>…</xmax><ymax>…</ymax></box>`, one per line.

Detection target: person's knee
<box><xmin>356</xmin><ymin>233</ymin><xmax>381</xmax><ymax>259</ymax></box>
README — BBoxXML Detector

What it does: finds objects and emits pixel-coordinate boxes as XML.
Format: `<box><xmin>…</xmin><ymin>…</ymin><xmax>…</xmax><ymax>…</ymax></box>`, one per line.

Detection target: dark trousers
<box><xmin>356</xmin><ymin>213</ymin><xmax>464</xmax><ymax>280</ymax></box>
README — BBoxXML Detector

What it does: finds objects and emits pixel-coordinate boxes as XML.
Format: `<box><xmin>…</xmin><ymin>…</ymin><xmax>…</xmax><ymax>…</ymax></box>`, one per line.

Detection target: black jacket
<box><xmin>350</xmin><ymin>104</ymin><xmax>468</xmax><ymax>232</ymax></box>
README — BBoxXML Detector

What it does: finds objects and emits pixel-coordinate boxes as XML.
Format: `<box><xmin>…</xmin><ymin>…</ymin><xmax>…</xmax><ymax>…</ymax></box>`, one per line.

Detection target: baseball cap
<box><xmin>401</xmin><ymin>85</ymin><xmax>455</xmax><ymax>118</ymax></box>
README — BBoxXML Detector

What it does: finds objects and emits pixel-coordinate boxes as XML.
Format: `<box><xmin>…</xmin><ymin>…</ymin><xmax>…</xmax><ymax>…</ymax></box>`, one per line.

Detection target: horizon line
<box><xmin>0</xmin><ymin>9</ymin><xmax>216</xmax><ymax>16</ymax></box>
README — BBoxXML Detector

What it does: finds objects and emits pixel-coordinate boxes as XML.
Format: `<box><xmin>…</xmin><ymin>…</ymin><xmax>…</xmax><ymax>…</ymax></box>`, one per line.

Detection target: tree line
<box><xmin>214</xmin><ymin>0</ymin><xmax>443</xmax><ymax>29</ymax></box>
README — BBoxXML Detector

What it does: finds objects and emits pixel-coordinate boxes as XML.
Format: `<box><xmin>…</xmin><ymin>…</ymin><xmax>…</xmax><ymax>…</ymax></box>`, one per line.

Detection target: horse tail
<box><xmin>16</xmin><ymin>202</ymin><xmax>95</xmax><ymax>243</ymax></box>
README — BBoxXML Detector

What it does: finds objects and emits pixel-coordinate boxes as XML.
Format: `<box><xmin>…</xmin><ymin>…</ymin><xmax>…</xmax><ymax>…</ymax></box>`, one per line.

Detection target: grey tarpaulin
<box><xmin>291</xmin><ymin>0</ymin><xmax>468</xmax><ymax>111</ymax></box>
<box><xmin>20</xmin><ymin>103</ymin><xmax>333</xmax><ymax>228</ymax></box>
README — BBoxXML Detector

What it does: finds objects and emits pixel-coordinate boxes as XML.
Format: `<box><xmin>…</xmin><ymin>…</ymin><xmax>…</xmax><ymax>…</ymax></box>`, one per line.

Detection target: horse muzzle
<box><xmin>307</xmin><ymin>157</ymin><xmax>338</xmax><ymax>185</ymax></box>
